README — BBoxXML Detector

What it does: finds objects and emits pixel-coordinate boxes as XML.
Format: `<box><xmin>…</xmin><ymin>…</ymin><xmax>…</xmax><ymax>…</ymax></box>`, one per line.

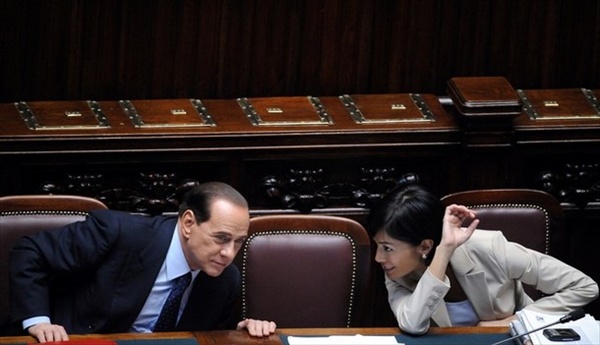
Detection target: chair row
<box><xmin>0</xmin><ymin>188</ymin><xmax>563</xmax><ymax>328</ymax></box>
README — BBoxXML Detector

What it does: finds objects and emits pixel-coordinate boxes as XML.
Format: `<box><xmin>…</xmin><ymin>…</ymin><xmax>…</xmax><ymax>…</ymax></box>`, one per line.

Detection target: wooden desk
<box><xmin>0</xmin><ymin>327</ymin><xmax>509</xmax><ymax>344</ymax></box>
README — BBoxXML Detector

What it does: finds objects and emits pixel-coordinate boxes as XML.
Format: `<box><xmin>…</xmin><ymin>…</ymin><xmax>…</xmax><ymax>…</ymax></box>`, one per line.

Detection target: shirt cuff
<box><xmin>23</xmin><ymin>316</ymin><xmax>51</xmax><ymax>330</ymax></box>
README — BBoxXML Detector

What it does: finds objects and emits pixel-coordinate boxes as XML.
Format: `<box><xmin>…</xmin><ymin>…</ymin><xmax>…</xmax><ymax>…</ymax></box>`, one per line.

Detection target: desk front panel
<box><xmin>0</xmin><ymin>327</ymin><xmax>509</xmax><ymax>345</ymax></box>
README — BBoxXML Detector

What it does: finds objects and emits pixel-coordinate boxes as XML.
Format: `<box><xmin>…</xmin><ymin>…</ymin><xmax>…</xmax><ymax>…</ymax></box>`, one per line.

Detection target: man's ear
<box><xmin>180</xmin><ymin>210</ymin><xmax>196</xmax><ymax>237</ymax></box>
<box><xmin>419</xmin><ymin>239</ymin><xmax>434</xmax><ymax>256</ymax></box>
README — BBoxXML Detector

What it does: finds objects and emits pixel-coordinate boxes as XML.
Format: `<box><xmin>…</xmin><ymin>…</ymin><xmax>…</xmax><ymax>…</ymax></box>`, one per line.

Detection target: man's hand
<box><xmin>236</xmin><ymin>318</ymin><xmax>277</xmax><ymax>337</ymax></box>
<box><xmin>28</xmin><ymin>322</ymin><xmax>69</xmax><ymax>343</ymax></box>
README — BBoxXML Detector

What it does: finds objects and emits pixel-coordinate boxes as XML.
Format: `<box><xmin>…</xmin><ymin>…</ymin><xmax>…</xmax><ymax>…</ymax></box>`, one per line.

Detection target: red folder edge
<box><xmin>28</xmin><ymin>339</ymin><xmax>117</xmax><ymax>345</ymax></box>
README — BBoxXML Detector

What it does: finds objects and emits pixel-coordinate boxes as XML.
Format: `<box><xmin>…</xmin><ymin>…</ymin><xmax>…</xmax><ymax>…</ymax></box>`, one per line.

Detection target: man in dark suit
<box><xmin>9</xmin><ymin>182</ymin><xmax>276</xmax><ymax>343</ymax></box>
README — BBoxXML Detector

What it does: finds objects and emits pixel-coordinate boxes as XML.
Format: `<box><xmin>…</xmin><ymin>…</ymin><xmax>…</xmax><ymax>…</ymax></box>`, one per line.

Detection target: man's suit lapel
<box><xmin>105</xmin><ymin>217</ymin><xmax>177</xmax><ymax>331</ymax></box>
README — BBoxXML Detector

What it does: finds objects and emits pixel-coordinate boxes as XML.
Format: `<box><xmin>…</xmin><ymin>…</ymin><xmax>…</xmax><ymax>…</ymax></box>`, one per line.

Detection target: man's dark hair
<box><xmin>178</xmin><ymin>182</ymin><xmax>248</xmax><ymax>224</ymax></box>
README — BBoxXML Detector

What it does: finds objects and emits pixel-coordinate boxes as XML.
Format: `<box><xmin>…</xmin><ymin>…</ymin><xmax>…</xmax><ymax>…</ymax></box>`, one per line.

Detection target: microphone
<box><xmin>490</xmin><ymin>309</ymin><xmax>585</xmax><ymax>345</ymax></box>
<box><xmin>559</xmin><ymin>308</ymin><xmax>585</xmax><ymax>323</ymax></box>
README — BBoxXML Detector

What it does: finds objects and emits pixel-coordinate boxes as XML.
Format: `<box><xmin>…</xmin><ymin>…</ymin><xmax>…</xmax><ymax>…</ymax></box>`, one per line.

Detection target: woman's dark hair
<box><xmin>367</xmin><ymin>184</ymin><xmax>444</xmax><ymax>264</ymax></box>
<box><xmin>178</xmin><ymin>181</ymin><xmax>248</xmax><ymax>224</ymax></box>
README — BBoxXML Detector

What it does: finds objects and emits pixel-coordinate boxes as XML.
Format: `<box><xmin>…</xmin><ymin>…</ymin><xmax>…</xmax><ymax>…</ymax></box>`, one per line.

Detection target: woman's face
<box><xmin>373</xmin><ymin>230</ymin><xmax>426</xmax><ymax>281</ymax></box>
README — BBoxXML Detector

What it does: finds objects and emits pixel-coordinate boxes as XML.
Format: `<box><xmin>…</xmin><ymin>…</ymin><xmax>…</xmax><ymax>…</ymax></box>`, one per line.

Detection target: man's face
<box><xmin>180</xmin><ymin>199</ymin><xmax>249</xmax><ymax>276</ymax></box>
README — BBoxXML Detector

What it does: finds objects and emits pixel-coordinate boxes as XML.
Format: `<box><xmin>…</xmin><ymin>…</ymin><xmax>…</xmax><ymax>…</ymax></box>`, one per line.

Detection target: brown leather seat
<box><xmin>0</xmin><ymin>195</ymin><xmax>108</xmax><ymax>326</ymax></box>
<box><xmin>441</xmin><ymin>189</ymin><xmax>565</xmax><ymax>300</ymax></box>
<box><xmin>238</xmin><ymin>215</ymin><xmax>371</xmax><ymax>327</ymax></box>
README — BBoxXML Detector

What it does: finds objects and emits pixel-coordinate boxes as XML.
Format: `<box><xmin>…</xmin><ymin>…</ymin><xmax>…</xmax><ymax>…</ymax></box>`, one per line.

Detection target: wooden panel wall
<box><xmin>1</xmin><ymin>0</ymin><xmax>600</xmax><ymax>102</ymax></box>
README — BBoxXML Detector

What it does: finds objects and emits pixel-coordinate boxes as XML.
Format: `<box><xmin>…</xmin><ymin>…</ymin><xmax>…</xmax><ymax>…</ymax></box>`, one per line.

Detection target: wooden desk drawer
<box><xmin>338</xmin><ymin>93</ymin><xmax>436</xmax><ymax>124</ymax></box>
<box><xmin>118</xmin><ymin>99</ymin><xmax>216</xmax><ymax>128</ymax></box>
<box><xmin>14</xmin><ymin>100</ymin><xmax>110</xmax><ymax>130</ymax></box>
<box><xmin>237</xmin><ymin>96</ymin><xmax>332</xmax><ymax>126</ymax></box>
<box><xmin>517</xmin><ymin>88</ymin><xmax>600</xmax><ymax>120</ymax></box>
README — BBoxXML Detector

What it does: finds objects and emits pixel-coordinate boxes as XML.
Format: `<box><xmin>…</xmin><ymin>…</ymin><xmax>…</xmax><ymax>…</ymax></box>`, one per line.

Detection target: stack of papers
<box><xmin>287</xmin><ymin>334</ymin><xmax>400</xmax><ymax>344</ymax></box>
<box><xmin>513</xmin><ymin>309</ymin><xmax>600</xmax><ymax>345</ymax></box>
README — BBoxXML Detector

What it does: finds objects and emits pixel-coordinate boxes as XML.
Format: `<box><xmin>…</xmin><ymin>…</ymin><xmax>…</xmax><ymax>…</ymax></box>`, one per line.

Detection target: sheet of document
<box><xmin>287</xmin><ymin>334</ymin><xmax>400</xmax><ymax>344</ymax></box>
<box><xmin>517</xmin><ymin>309</ymin><xmax>599</xmax><ymax>345</ymax></box>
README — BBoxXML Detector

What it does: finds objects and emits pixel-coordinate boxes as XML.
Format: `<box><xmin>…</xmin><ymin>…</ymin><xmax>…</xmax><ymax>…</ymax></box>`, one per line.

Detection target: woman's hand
<box><xmin>427</xmin><ymin>204</ymin><xmax>480</xmax><ymax>281</ymax></box>
<box><xmin>236</xmin><ymin>318</ymin><xmax>277</xmax><ymax>337</ymax></box>
<box><xmin>440</xmin><ymin>204</ymin><xmax>479</xmax><ymax>249</ymax></box>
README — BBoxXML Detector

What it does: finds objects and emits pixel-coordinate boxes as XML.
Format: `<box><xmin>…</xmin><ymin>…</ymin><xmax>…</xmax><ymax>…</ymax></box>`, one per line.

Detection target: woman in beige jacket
<box><xmin>367</xmin><ymin>184</ymin><xmax>598</xmax><ymax>335</ymax></box>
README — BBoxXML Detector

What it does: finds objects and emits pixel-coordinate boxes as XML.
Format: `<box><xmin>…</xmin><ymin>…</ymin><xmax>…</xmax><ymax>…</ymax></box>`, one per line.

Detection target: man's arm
<box><xmin>8</xmin><ymin>211</ymin><xmax>121</xmax><ymax>335</ymax></box>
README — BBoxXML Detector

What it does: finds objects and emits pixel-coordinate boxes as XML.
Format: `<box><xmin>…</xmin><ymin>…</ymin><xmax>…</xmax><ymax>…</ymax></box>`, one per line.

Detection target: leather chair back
<box><xmin>441</xmin><ymin>189</ymin><xmax>565</xmax><ymax>299</ymax></box>
<box><xmin>239</xmin><ymin>215</ymin><xmax>371</xmax><ymax>327</ymax></box>
<box><xmin>0</xmin><ymin>195</ymin><xmax>108</xmax><ymax>325</ymax></box>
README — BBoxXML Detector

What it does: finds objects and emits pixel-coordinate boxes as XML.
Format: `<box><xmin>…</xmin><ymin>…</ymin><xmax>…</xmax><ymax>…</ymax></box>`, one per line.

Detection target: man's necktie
<box><xmin>153</xmin><ymin>272</ymin><xmax>192</xmax><ymax>332</ymax></box>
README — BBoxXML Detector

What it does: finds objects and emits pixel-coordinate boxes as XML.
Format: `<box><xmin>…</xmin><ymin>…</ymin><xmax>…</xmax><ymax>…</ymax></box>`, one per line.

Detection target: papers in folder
<box><xmin>513</xmin><ymin>309</ymin><xmax>600</xmax><ymax>345</ymax></box>
<box><xmin>287</xmin><ymin>334</ymin><xmax>400</xmax><ymax>344</ymax></box>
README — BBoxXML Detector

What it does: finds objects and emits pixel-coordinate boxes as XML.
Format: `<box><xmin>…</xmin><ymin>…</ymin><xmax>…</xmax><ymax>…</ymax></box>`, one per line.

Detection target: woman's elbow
<box><xmin>587</xmin><ymin>281</ymin><xmax>599</xmax><ymax>301</ymax></box>
<box><xmin>397</xmin><ymin>317</ymin><xmax>430</xmax><ymax>336</ymax></box>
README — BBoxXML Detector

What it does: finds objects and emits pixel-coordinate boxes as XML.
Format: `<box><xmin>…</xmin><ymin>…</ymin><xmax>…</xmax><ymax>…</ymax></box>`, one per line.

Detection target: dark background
<box><xmin>1</xmin><ymin>0</ymin><xmax>599</xmax><ymax>102</ymax></box>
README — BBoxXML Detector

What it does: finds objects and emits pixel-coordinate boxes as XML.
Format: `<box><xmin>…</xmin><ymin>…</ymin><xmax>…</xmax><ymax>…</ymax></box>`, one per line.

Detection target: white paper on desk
<box><xmin>517</xmin><ymin>309</ymin><xmax>600</xmax><ymax>345</ymax></box>
<box><xmin>287</xmin><ymin>334</ymin><xmax>401</xmax><ymax>344</ymax></box>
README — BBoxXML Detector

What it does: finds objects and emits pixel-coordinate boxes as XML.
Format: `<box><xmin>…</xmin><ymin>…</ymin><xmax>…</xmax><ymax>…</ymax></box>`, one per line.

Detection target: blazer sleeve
<box><xmin>496</xmin><ymin>234</ymin><xmax>599</xmax><ymax>313</ymax></box>
<box><xmin>386</xmin><ymin>269</ymin><xmax>450</xmax><ymax>335</ymax></box>
<box><xmin>9</xmin><ymin>210</ymin><xmax>125</xmax><ymax>323</ymax></box>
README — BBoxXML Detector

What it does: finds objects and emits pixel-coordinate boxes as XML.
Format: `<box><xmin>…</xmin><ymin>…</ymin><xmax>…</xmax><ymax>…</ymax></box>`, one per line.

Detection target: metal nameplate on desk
<box><xmin>517</xmin><ymin>88</ymin><xmax>600</xmax><ymax>120</ymax></box>
<box><xmin>14</xmin><ymin>100</ymin><xmax>110</xmax><ymax>130</ymax></box>
<box><xmin>339</xmin><ymin>93</ymin><xmax>435</xmax><ymax>124</ymax></box>
<box><xmin>237</xmin><ymin>96</ymin><xmax>333</xmax><ymax>126</ymax></box>
<box><xmin>119</xmin><ymin>99</ymin><xmax>216</xmax><ymax>128</ymax></box>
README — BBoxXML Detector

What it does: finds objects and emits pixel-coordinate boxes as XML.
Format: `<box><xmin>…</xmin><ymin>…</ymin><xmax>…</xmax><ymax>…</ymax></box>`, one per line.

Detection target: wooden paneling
<box><xmin>1</xmin><ymin>1</ymin><xmax>600</xmax><ymax>102</ymax></box>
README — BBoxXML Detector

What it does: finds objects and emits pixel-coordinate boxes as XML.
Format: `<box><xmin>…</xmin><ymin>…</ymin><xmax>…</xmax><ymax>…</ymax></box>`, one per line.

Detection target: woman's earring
<box><xmin>422</xmin><ymin>253</ymin><xmax>427</xmax><ymax>260</ymax></box>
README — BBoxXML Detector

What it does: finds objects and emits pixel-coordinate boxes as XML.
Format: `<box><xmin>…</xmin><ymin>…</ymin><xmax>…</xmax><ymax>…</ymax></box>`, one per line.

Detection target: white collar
<box><xmin>164</xmin><ymin>224</ymin><xmax>194</xmax><ymax>280</ymax></box>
